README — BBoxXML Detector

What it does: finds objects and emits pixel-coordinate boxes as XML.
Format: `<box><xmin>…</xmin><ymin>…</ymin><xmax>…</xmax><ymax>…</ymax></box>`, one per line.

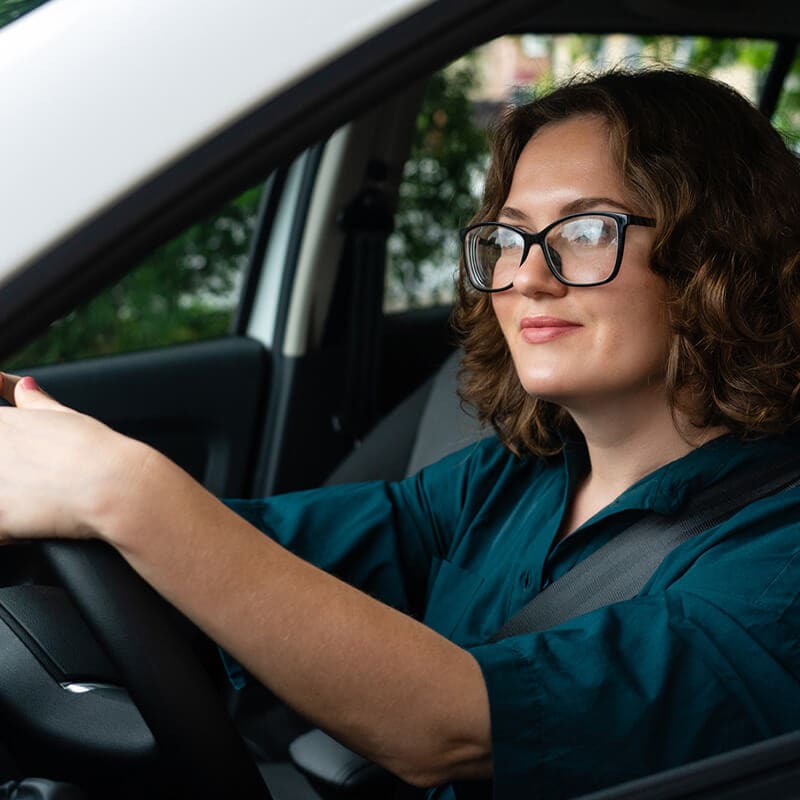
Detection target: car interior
<box><xmin>0</xmin><ymin>1</ymin><xmax>799</xmax><ymax>798</ymax></box>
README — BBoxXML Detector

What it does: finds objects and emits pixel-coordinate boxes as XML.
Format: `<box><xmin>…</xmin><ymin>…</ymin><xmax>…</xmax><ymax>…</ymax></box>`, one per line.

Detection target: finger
<box><xmin>0</xmin><ymin>372</ymin><xmax>22</xmax><ymax>406</ymax></box>
<box><xmin>13</xmin><ymin>376</ymin><xmax>66</xmax><ymax>411</ymax></box>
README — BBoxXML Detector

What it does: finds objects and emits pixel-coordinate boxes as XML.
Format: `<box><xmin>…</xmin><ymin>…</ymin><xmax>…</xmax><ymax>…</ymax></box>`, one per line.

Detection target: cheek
<box><xmin>599</xmin><ymin>285</ymin><xmax>671</xmax><ymax>370</ymax></box>
<box><xmin>615</xmin><ymin>293</ymin><xmax>672</xmax><ymax>372</ymax></box>
<box><xmin>490</xmin><ymin>294</ymin><xmax>514</xmax><ymax>339</ymax></box>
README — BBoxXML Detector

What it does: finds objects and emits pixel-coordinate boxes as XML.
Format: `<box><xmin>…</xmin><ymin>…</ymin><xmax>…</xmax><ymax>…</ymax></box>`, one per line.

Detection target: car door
<box><xmin>7</xmin><ymin>85</ymin><xmax>436</xmax><ymax>501</ymax></box>
<box><xmin>1</xmin><ymin>0</ymin><xmax>502</xmax><ymax>501</ymax></box>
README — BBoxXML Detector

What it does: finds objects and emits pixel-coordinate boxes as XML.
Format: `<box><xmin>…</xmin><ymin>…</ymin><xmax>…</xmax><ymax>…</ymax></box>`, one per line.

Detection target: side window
<box><xmin>6</xmin><ymin>184</ymin><xmax>264</xmax><ymax>369</ymax></box>
<box><xmin>386</xmin><ymin>34</ymin><xmax>797</xmax><ymax>314</ymax></box>
<box><xmin>0</xmin><ymin>0</ymin><xmax>51</xmax><ymax>29</ymax></box>
<box><xmin>774</xmin><ymin>50</ymin><xmax>800</xmax><ymax>145</ymax></box>
<box><xmin>384</xmin><ymin>57</ymin><xmax>488</xmax><ymax>313</ymax></box>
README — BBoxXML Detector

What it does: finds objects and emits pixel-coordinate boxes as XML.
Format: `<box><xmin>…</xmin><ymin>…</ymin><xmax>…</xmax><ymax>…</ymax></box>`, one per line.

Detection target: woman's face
<box><xmin>491</xmin><ymin>114</ymin><xmax>668</xmax><ymax>415</ymax></box>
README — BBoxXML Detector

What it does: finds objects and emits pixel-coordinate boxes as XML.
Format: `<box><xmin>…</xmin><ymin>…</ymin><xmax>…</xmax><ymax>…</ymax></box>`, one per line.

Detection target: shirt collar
<box><xmin>561</xmin><ymin>429</ymin><xmax>800</xmax><ymax>519</ymax></box>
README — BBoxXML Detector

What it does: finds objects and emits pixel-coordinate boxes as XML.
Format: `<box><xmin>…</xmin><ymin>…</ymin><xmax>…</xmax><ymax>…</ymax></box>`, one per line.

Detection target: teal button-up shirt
<box><xmin>225</xmin><ymin>431</ymin><xmax>800</xmax><ymax>798</ymax></box>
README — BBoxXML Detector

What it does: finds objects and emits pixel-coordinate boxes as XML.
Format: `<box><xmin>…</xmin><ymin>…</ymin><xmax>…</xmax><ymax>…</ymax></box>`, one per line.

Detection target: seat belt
<box><xmin>331</xmin><ymin>159</ymin><xmax>394</xmax><ymax>444</ymax></box>
<box><xmin>492</xmin><ymin>450</ymin><xmax>800</xmax><ymax>642</ymax></box>
<box><xmin>290</xmin><ymin>450</ymin><xmax>800</xmax><ymax>793</ymax></box>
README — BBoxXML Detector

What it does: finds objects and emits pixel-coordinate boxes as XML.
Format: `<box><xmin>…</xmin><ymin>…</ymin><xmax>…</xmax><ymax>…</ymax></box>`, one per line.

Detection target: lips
<box><xmin>519</xmin><ymin>316</ymin><xmax>582</xmax><ymax>343</ymax></box>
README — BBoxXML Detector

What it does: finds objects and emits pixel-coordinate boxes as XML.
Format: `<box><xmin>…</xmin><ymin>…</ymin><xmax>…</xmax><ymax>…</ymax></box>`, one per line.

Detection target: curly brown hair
<box><xmin>453</xmin><ymin>67</ymin><xmax>800</xmax><ymax>457</ymax></box>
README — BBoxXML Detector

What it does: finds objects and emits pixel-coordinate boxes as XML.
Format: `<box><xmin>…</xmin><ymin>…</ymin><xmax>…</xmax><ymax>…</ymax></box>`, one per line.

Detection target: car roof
<box><xmin>0</xmin><ymin>0</ymin><xmax>433</xmax><ymax>279</ymax></box>
<box><xmin>1</xmin><ymin>0</ymin><xmax>799</xmax><ymax>357</ymax></box>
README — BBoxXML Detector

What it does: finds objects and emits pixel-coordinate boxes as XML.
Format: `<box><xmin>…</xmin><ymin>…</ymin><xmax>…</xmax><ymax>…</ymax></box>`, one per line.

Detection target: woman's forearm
<box><xmin>96</xmin><ymin>443</ymin><xmax>492</xmax><ymax>787</ymax></box>
<box><xmin>0</xmin><ymin>375</ymin><xmax>491</xmax><ymax>785</ymax></box>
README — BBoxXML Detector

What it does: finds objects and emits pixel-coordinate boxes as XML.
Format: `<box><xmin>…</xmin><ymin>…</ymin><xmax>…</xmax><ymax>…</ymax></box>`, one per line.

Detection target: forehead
<box><xmin>505</xmin><ymin>114</ymin><xmax>628</xmax><ymax>215</ymax></box>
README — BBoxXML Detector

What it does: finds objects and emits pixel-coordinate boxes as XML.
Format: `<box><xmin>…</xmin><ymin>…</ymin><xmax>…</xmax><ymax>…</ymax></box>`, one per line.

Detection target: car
<box><xmin>0</xmin><ymin>1</ymin><xmax>799</xmax><ymax>798</ymax></box>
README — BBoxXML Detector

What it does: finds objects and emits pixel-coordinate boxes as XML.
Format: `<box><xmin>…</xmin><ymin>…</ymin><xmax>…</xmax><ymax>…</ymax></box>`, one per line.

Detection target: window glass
<box><xmin>775</xmin><ymin>50</ymin><xmax>800</xmax><ymax>148</ymax></box>
<box><xmin>385</xmin><ymin>34</ymin><xmax>785</xmax><ymax>313</ymax></box>
<box><xmin>7</xmin><ymin>184</ymin><xmax>264</xmax><ymax>369</ymax></box>
<box><xmin>0</xmin><ymin>0</ymin><xmax>51</xmax><ymax>30</ymax></box>
<box><xmin>384</xmin><ymin>56</ymin><xmax>487</xmax><ymax>313</ymax></box>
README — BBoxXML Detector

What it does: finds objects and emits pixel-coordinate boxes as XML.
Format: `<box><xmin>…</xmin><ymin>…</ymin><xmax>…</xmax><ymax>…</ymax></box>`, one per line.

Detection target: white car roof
<box><xmin>0</xmin><ymin>0</ymin><xmax>431</xmax><ymax>284</ymax></box>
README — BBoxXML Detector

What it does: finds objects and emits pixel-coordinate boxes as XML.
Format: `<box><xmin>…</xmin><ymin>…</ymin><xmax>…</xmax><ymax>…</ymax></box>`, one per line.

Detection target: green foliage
<box><xmin>688</xmin><ymin>38</ymin><xmax>776</xmax><ymax>74</ymax></box>
<box><xmin>567</xmin><ymin>34</ymin><xmax>604</xmax><ymax>65</ymax></box>
<box><xmin>385</xmin><ymin>60</ymin><xmax>488</xmax><ymax>310</ymax></box>
<box><xmin>8</xmin><ymin>186</ymin><xmax>263</xmax><ymax>368</ymax></box>
<box><xmin>0</xmin><ymin>0</ymin><xmax>49</xmax><ymax>29</ymax></box>
<box><xmin>773</xmin><ymin>50</ymin><xmax>800</xmax><ymax>148</ymax></box>
<box><xmin>681</xmin><ymin>38</ymin><xmax>800</xmax><ymax>145</ymax></box>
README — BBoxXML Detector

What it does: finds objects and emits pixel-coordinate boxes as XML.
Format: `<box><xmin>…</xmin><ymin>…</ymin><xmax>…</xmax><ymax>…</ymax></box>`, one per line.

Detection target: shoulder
<box><xmin>664</xmin><ymin>482</ymin><xmax>800</xmax><ymax>613</ymax></box>
<box><xmin>410</xmin><ymin>433</ymin><xmax>552</xmax><ymax>493</ymax></box>
<box><xmin>391</xmin><ymin>434</ymin><xmax>555</xmax><ymax>537</ymax></box>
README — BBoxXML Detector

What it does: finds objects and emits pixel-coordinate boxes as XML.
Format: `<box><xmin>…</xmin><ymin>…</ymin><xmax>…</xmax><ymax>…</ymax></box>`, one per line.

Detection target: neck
<box><xmin>566</xmin><ymin>386</ymin><xmax>726</xmax><ymax>501</ymax></box>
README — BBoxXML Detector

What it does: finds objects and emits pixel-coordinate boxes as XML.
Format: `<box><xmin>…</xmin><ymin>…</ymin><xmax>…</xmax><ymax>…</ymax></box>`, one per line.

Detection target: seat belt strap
<box><xmin>491</xmin><ymin>451</ymin><xmax>800</xmax><ymax>642</ymax></box>
<box><xmin>333</xmin><ymin>160</ymin><xmax>394</xmax><ymax>443</ymax></box>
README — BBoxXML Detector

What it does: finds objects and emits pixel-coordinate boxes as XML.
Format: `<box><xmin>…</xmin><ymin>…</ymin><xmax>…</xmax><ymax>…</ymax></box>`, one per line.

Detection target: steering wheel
<box><xmin>39</xmin><ymin>538</ymin><xmax>273</xmax><ymax>799</ymax></box>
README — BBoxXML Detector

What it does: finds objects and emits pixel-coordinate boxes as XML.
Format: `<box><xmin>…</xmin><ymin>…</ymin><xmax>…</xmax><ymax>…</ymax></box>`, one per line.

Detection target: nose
<box><xmin>512</xmin><ymin>242</ymin><xmax>567</xmax><ymax>297</ymax></box>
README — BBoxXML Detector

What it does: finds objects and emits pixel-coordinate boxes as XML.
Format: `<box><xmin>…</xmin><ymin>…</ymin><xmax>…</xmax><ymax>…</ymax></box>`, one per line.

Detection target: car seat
<box><xmin>259</xmin><ymin>348</ymin><xmax>489</xmax><ymax>798</ymax></box>
<box><xmin>325</xmin><ymin>349</ymin><xmax>488</xmax><ymax>486</ymax></box>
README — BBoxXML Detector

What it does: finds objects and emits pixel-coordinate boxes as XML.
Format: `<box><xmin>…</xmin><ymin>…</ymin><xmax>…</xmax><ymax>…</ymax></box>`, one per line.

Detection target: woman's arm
<box><xmin>0</xmin><ymin>375</ymin><xmax>491</xmax><ymax>787</ymax></box>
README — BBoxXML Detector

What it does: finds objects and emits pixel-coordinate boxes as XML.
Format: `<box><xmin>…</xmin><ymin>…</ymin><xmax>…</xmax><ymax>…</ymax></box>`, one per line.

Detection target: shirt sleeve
<box><xmin>466</xmin><ymin>588</ymin><xmax>800</xmax><ymax>798</ymax></box>
<box><xmin>218</xmin><ymin>439</ymin><xmax>505</xmax><ymax>689</ymax></box>
<box><xmin>223</xmin><ymin>439</ymin><xmax>493</xmax><ymax>617</ymax></box>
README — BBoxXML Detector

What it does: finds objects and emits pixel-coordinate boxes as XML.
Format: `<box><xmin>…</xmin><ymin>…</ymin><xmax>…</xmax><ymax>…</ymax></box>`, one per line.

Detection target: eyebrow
<box><xmin>499</xmin><ymin>196</ymin><xmax>633</xmax><ymax>223</ymax></box>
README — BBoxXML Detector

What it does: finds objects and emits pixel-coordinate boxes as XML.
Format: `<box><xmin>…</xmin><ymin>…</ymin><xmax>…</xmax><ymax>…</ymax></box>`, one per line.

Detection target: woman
<box><xmin>1</xmin><ymin>67</ymin><xmax>800</xmax><ymax>798</ymax></box>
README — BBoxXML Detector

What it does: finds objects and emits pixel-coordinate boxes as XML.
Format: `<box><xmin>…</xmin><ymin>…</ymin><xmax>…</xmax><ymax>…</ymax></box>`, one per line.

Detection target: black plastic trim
<box><xmin>24</xmin><ymin>336</ymin><xmax>269</xmax><ymax>497</ymax></box>
<box><xmin>244</xmin><ymin>143</ymin><xmax>328</xmax><ymax>497</ymax></box>
<box><xmin>578</xmin><ymin>729</ymin><xmax>800</xmax><ymax>799</ymax></box>
<box><xmin>233</xmin><ymin>168</ymin><xmax>288</xmax><ymax>335</ymax></box>
<box><xmin>0</xmin><ymin>606</ymin><xmax>155</xmax><ymax>777</ymax></box>
<box><xmin>0</xmin><ymin>585</ymin><xmax>118</xmax><ymax>685</ymax></box>
<box><xmin>759</xmin><ymin>40</ymin><xmax>799</xmax><ymax>118</ymax></box>
<box><xmin>271</xmin><ymin>143</ymin><xmax>326</xmax><ymax>355</ymax></box>
<box><xmin>0</xmin><ymin>591</ymin><xmax>64</xmax><ymax>684</ymax></box>
<box><xmin>40</xmin><ymin>540</ymin><xmax>271</xmax><ymax>799</ymax></box>
<box><xmin>510</xmin><ymin>1</ymin><xmax>800</xmax><ymax>38</ymax></box>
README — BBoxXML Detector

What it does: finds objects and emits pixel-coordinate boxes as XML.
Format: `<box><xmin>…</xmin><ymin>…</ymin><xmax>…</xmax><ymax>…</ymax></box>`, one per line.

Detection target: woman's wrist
<box><xmin>83</xmin><ymin>433</ymin><xmax>168</xmax><ymax>547</ymax></box>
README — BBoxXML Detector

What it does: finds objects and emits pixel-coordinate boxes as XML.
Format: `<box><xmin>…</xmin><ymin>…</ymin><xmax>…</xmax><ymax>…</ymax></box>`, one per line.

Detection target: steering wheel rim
<box><xmin>40</xmin><ymin>538</ymin><xmax>272</xmax><ymax>799</ymax></box>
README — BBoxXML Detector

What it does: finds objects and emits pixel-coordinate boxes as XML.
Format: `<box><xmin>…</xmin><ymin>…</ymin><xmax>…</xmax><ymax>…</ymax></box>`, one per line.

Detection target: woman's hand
<box><xmin>0</xmin><ymin>374</ymin><xmax>493</xmax><ymax>786</ymax></box>
<box><xmin>0</xmin><ymin>372</ymin><xmax>152</xmax><ymax>542</ymax></box>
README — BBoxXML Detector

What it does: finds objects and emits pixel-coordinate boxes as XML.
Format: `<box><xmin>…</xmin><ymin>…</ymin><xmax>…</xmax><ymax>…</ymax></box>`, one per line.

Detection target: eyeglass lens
<box><xmin>467</xmin><ymin>216</ymin><xmax>621</xmax><ymax>289</ymax></box>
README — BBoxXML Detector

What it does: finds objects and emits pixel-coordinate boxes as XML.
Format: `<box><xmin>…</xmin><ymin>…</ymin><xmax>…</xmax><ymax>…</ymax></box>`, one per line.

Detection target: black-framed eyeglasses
<box><xmin>460</xmin><ymin>212</ymin><xmax>656</xmax><ymax>292</ymax></box>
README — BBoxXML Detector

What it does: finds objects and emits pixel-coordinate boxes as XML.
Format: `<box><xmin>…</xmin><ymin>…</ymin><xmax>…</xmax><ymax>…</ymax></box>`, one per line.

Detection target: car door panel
<box><xmin>22</xmin><ymin>336</ymin><xmax>269</xmax><ymax>498</ymax></box>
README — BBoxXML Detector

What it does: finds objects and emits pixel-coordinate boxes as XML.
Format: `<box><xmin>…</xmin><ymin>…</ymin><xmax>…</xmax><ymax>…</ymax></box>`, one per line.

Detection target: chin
<box><xmin>515</xmin><ymin>376</ymin><xmax>575</xmax><ymax>404</ymax></box>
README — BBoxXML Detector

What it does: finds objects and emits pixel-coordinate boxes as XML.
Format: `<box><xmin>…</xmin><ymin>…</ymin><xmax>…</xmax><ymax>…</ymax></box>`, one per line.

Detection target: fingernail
<box><xmin>20</xmin><ymin>376</ymin><xmax>39</xmax><ymax>391</ymax></box>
